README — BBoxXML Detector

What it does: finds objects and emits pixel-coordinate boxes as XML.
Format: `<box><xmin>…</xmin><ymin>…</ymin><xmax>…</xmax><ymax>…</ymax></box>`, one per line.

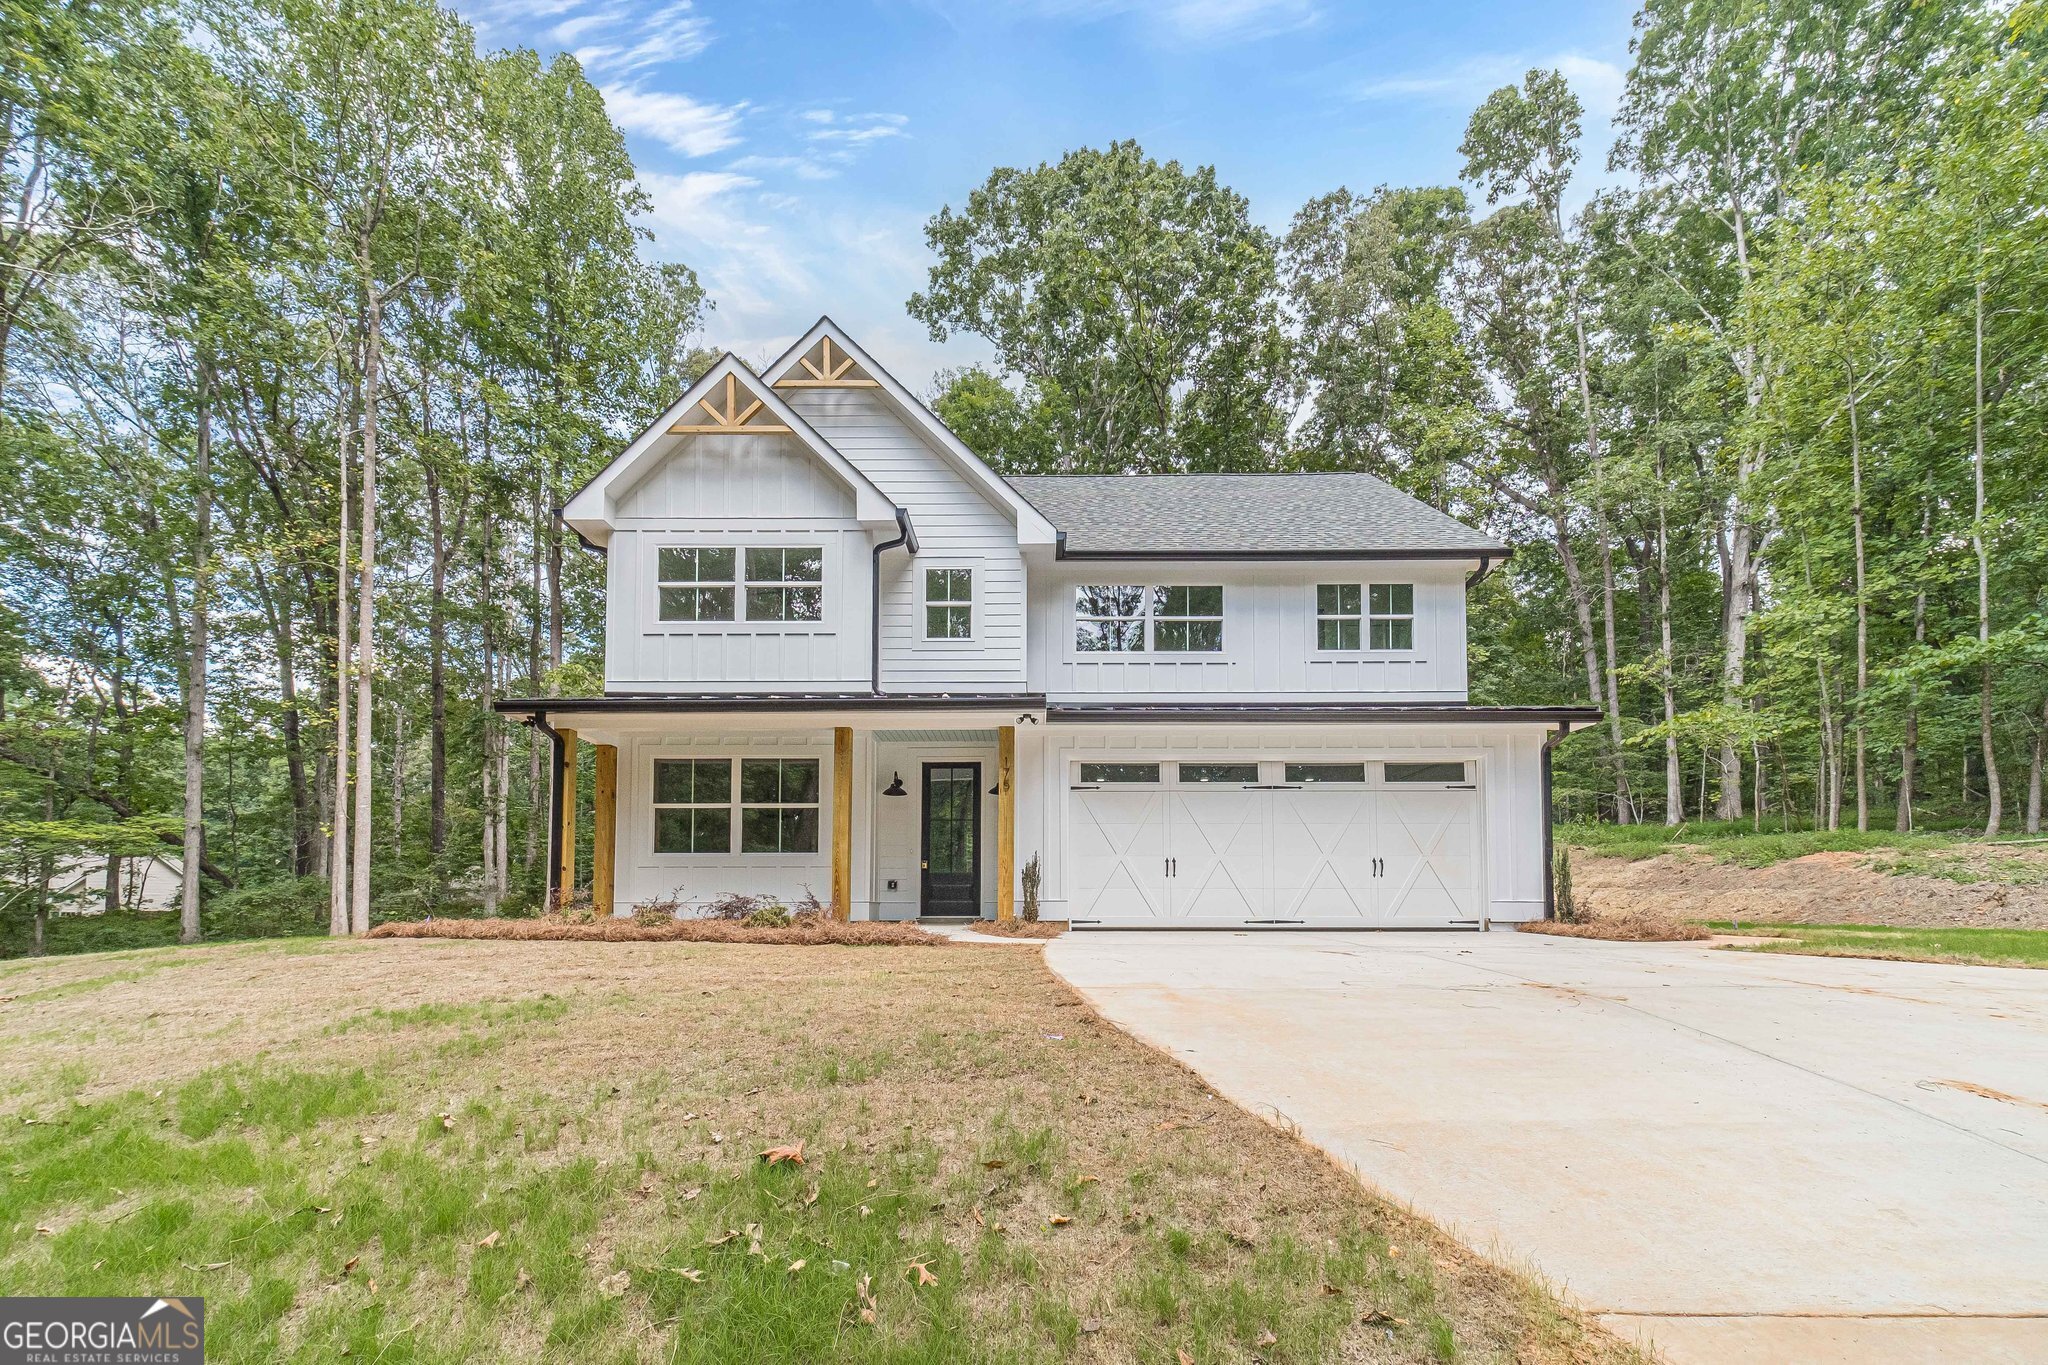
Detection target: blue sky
<box><xmin>455</xmin><ymin>0</ymin><xmax>1641</xmax><ymax>390</ymax></box>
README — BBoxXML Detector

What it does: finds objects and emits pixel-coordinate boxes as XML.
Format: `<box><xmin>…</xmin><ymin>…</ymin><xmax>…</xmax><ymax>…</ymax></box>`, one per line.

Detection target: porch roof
<box><xmin>1044</xmin><ymin>702</ymin><xmax>1602</xmax><ymax>726</ymax></box>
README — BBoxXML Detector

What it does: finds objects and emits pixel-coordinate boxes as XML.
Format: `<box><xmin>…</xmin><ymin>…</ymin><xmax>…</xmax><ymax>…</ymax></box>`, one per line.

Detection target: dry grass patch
<box><xmin>0</xmin><ymin>939</ymin><xmax>1643</xmax><ymax>1364</ymax></box>
<box><xmin>367</xmin><ymin>915</ymin><xmax>942</xmax><ymax>946</ymax></box>
<box><xmin>973</xmin><ymin>919</ymin><xmax>1069</xmax><ymax>939</ymax></box>
<box><xmin>1519</xmin><ymin>912</ymin><xmax>1709</xmax><ymax>943</ymax></box>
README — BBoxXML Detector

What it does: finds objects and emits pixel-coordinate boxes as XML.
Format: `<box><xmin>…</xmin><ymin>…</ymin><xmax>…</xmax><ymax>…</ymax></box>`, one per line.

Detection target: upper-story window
<box><xmin>658</xmin><ymin>548</ymin><xmax>737</xmax><ymax>622</ymax></box>
<box><xmin>1075</xmin><ymin>585</ymin><xmax>1224</xmax><ymax>653</ymax></box>
<box><xmin>744</xmin><ymin>548</ymin><xmax>823</xmax><ymax>622</ymax></box>
<box><xmin>925</xmin><ymin>568</ymin><xmax>972</xmax><ymax>639</ymax></box>
<box><xmin>1317</xmin><ymin>582</ymin><xmax>1414</xmax><ymax>650</ymax></box>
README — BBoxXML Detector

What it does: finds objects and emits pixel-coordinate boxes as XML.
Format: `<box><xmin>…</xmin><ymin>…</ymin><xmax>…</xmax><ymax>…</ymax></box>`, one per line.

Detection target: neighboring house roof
<box><xmin>1006</xmin><ymin>471</ymin><xmax>1508</xmax><ymax>559</ymax></box>
<box><xmin>761</xmin><ymin>318</ymin><xmax>1058</xmax><ymax>548</ymax></box>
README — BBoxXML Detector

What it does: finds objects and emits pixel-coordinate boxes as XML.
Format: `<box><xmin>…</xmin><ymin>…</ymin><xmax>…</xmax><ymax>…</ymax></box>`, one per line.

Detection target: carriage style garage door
<box><xmin>1066</xmin><ymin>758</ymin><xmax>1482</xmax><ymax>928</ymax></box>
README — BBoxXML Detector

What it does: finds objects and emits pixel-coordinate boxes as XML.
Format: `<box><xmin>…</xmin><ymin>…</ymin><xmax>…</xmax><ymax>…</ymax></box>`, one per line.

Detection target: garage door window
<box><xmin>1385</xmin><ymin>761</ymin><xmax>1467</xmax><ymax>783</ymax></box>
<box><xmin>1076</xmin><ymin>762</ymin><xmax>1160</xmax><ymax>784</ymax></box>
<box><xmin>1177</xmin><ymin>762</ymin><xmax>1259</xmax><ymax>784</ymax></box>
<box><xmin>1284</xmin><ymin>762</ymin><xmax>1367</xmax><ymax>784</ymax></box>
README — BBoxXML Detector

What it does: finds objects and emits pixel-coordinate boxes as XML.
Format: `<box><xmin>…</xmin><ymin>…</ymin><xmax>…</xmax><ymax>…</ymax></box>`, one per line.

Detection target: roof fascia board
<box><xmin>561</xmin><ymin>353</ymin><xmax>897</xmax><ymax>544</ymax></box>
<box><xmin>1051</xmin><ymin>546</ymin><xmax>1510</xmax><ymax>563</ymax></box>
<box><xmin>763</xmin><ymin>318</ymin><xmax>1059</xmax><ymax>547</ymax></box>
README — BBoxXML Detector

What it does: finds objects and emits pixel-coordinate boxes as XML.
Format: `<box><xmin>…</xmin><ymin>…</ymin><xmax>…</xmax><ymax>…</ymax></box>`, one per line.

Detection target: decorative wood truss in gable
<box><xmin>773</xmin><ymin>335</ymin><xmax>879</xmax><ymax>389</ymax></box>
<box><xmin>668</xmin><ymin>373</ymin><xmax>794</xmax><ymax>435</ymax></box>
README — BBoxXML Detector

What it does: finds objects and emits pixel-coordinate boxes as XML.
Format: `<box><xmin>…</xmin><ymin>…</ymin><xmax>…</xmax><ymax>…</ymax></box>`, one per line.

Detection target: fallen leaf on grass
<box><xmin>1178</xmin><ymin>1350</ymin><xmax>1194</xmax><ymax>1365</ymax></box>
<box><xmin>680</xmin><ymin>1187</ymin><xmax>702</xmax><ymax>1202</ymax></box>
<box><xmin>907</xmin><ymin>1260</ymin><xmax>938</xmax><ymax>1287</ymax></box>
<box><xmin>761</xmin><ymin>1140</ymin><xmax>806</xmax><ymax>1166</ymax></box>
<box><xmin>598</xmin><ymin>1269</ymin><xmax>630</xmax><ymax>1298</ymax></box>
<box><xmin>475</xmin><ymin>1231</ymin><xmax>500</xmax><ymax>1249</ymax></box>
<box><xmin>1256</xmin><ymin>1328</ymin><xmax>1277</xmax><ymax>1346</ymax></box>
<box><xmin>367</xmin><ymin>1279</ymin><xmax>377</xmax><ymax>1295</ymax></box>
<box><xmin>704</xmin><ymin>1230</ymin><xmax>739</xmax><ymax>1248</ymax></box>
<box><xmin>1048</xmin><ymin>1214</ymin><xmax>1072</xmax><ymax>1227</ymax></box>
<box><xmin>858</xmin><ymin>1205</ymin><xmax>871</xmax><ymax>1218</ymax></box>
<box><xmin>33</xmin><ymin>1226</ymin><xmax>52</xmax><ymax>1236</ymax></box>
<box><xmin>439</xmin><ymin>1114</ymin><xmax>455</xmax><ymax>1130</ymax></box>
<box><xmin>1386</xmin><ymin>1245</ymin><xmax>1401</xmax><ymax>1258</ymax></box>
<box><xmin>1077</xmin><ymin>1174</ymin><xmax>1099</xmax><ymax>1185</ymax></box>
<box><xmin>672</xmin><ymin>1267</ymin><xmax>705</xmax><ymax>1283</ymax></box>
<box><xmin>866</xmin><ymin>1176</ymin><xmax>879</xmax><ymax>1189</ymax></box>
<box><xmin>804</xmin><ymin>1184</ymin><xmax>819</xmax><ymax>1206</ymax></box>
<box><xmin>342</xmin><ymin>1256</ymin><xmax>360</xmax><ymax>1275</ymax></box>
<box><xmin>971</xmin><ymin>1204</ymin><xmax>984</xmax><ymax>1227</ymax></box>
<box><xmin>1079</xmin><ymin>1318</ymin><xmax>1102</xmax><ymax>1335</ymax></box>
<box><xmin>856</xmin><ymin>1272</ymin><xmax>878</xmax><ymax>1325</ymax></box>
<box><xmin>787</xmin><ymin>1259</ymin><xmax>806</xmax><ymax>1274</ymax></box>
<box><xmin>1319</xmin><ymin>1283</ymin><xmax>1342</xmax><ymax>1296</ymax></box>
<box><xmin>1360</xmin><ymin>1310</ymin><xmax>1408</xmax><ymax>1327</ymax></box>
<box><xmin>981</xmin><ymin>1159</ymin><xmax>1005</xmax><ymax>1170</ymax></box>
<box><xmin>513</xmin><ymin>1267</ymin><xmax>532</xmax><ymax>1293</ymax></box>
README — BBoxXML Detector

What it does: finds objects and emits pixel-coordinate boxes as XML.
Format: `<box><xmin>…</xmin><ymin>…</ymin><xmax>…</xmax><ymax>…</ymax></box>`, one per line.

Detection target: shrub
<box><xmin>206</xmin><ymin>877</ymin><xmax>330</xmax><ymax>940</ymax></box>
<box><xmin>1021</xmin><ymin>854</ymin><xmax>1042</xmax><ymax>923</ymax></box>
<box><xmin>743</xmin><ymin>904</ymin><xmax>792</xmax><ymax>928</ymax></box>
<box><xmin>1553</xmin><ymin>848</ymin><xmax>1584</xmax><ymax>923</ymax></box>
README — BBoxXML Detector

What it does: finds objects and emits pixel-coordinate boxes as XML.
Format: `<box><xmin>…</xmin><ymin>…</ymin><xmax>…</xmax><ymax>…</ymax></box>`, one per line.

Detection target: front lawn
<box><xmin>0</xmin><ymin>939</ymin><xmax>1636</xmax><ymax>1363</ymax></box>
<box><xmin>1711</xmin><ymin>922</ymin><xmax>2048</xmax><ymax>970</ymax></box>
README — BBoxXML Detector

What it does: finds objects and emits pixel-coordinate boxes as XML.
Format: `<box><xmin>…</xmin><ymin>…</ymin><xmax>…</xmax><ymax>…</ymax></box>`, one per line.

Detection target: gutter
<box><xmin>869</xmin><ymin>508</ymin><xmax>918</xmax><ymax>694</ymax></box>
<box><xmin>525</xmin><ymin>712</ymin><xmax>569</xmax><ymax>909</ymax></box>
<box><xmin>1052</xmin><ymin>544</ymin><xmax>1515</xmax><ymax>563</ymax></box>
<box><xmin>1541</xmin><ymin>722</ymin><xmax>1576</xmax><ymax>920</ymax></box>
<box><xmin>553</xmin><ymin>507</ymin><xmax>607</xmax><ymax>558</ymax></box>
<box><xmin>1466</xmin><ymin>548</ymin><xmax>1511</xmax><ymax>590</ymax></box>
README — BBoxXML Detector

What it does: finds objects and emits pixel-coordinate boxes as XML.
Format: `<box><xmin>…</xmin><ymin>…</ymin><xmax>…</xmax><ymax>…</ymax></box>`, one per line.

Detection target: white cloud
<box><xmin>600</xmin><ymin>86</ymin><xmax>746</xmax><ymax>157</ymax></box>
<box><xmin>965</xmin><ymin>0</ymin><xmax>1317</xmax><ymax>42</ymax></box>
<box><xmin>1349</xmin><ymin>52</ymin><xmax>1625</xmax><ymax>115</ymax></box>
<box><xmin>806</xmin><ymin>112</ymin><xmax>910</xmax><ymax>146</ymax></box>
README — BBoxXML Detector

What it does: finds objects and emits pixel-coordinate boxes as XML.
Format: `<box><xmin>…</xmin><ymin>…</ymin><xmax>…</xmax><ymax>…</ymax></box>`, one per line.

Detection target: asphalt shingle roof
<box><xmin>1004</xmin><ymin>472</ymin><xmax>1505</xmax><ymax>557</ymax></box>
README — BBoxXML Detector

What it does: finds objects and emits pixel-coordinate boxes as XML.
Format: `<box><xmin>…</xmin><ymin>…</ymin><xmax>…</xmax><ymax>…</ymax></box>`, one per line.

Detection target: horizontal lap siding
<box><xmin>786</xmin><ymin>390</ymin><xmax>1028</xmax><ymax>692</ymax></box>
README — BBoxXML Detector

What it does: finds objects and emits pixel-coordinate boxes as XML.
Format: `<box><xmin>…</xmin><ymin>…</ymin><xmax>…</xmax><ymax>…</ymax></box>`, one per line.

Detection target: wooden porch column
<box><xmin>996</xmin><ymin>725</ymin><xmax>1016</xmax><ymax>921</ymax></box>
<box><xmin>556</xmin><ymin>728</ymin><xmax>578</xmax><ymax>908</ymax></box>
<box><xmin>592</xmin><ymin>744</ymin><xmax>618</xmax><ymax>918</ymax></box>
<box><xmin>832</xmin><ymin>727</ymin><xmax>853</xmax><ymax>920</ymax></box>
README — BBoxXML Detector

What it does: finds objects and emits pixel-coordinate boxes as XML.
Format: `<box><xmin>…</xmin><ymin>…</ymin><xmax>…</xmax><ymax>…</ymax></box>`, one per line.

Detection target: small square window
<box><xmin>1151</xmin><ymin>585</ymin><xmax>1223</xmax><ymax>652</ymax></box>
<box><xmin>1076</xmin><ymin>586</ymin><xmax>1147</xmax><ymax>652</ymax></box>
<box><xmin>925</xmin><ymin>567</ymin><xmax>972</xmax><ymax>639</ymax></box>
<box><xmin>652</xmin><ymin>759</ymin><xmax>733</xmax><ymax>853</ymax></box>
<box><xmin>657</xmin><ymin>546</ymin><xmax>737</xmax><ymax>622</ymax></box>
<box><xmin>1077</xmin><ymin>763</ymin><xmax>1161</xmax><ymax>784</ymax></box>
<box><xmin>744</xmin><ymin>548</ymin><xmax>824</xmax><ymax>622</ymax></box>
<box><xmin>1316</xmin><ymin>583</ymin><xmax>1363</xmax><ymax>651</ymax></box>
<box><xmin>1367</xmin><ymin>582</ymin><xmax>1415</xmax><ymax>651</ymax></box>
<box><xmin>737</xmin><ymin>758</ymin><xmax>820</xmax><ymax>853</ymax></box>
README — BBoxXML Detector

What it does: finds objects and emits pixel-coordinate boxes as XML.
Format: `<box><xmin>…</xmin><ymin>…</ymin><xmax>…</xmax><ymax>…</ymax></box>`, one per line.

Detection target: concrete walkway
<box><xmin>1044</xmin><ymin>930</ymin><xmax>2048</xmax><ymax>1364</ymax></box>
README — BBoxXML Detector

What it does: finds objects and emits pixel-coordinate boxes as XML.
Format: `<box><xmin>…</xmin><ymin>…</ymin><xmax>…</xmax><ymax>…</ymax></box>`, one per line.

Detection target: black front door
<box><xmin>920</xmin><ymin>762</ymin><xmax>982</xmax><ymax>916</ymax></box>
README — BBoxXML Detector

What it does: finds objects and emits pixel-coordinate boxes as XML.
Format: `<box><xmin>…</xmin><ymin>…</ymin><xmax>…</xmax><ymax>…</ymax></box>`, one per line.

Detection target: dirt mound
<box><xmin>367</xmin><ymin>916</ymin><xmax>943</xmax><ymax>946</ymax></box>
<box><xmin>1572</xmin><ymin>850</ymin><xmax>2048</xmax><ymax>929</ymax></box>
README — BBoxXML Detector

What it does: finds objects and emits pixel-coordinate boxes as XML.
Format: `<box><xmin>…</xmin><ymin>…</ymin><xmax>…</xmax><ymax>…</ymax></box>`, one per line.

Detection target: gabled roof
<box><xmin>762</xmin><ymin>318</ymin><xmax>1059</xmax><ymax>548</ymax></box>
<box><xmin>1007</xmin><ymin>472</ymin><xmax>1508</xmax><ymax>559</ymax></box>
<box><xmin>561</xmin><ymin>353</ymin><xmax>897</xmax><ymax>548</ymax></box>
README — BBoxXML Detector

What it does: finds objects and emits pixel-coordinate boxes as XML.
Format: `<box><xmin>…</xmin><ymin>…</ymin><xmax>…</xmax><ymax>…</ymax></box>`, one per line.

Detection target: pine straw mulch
<box><xmin>970</xmin><ymin>919</ymin><xmax>1069</xmax><ymax>939</ymax></box>
<box><xmin>366</xmin><ymin>915</ymin><xmax>943</xmax><ymax>946</ymax></box>
<box><xmin>1518</xmin><ymin>911</ymin><xmax>1710</xmax><ymax>943</ymax></box>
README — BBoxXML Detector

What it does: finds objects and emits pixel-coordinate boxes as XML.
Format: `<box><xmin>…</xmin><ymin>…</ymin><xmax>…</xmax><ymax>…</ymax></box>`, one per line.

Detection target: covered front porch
<box><xmin>499</xmin><ymin>695</ymin><xmax>1046</xmax><ymax>922</ymax></box>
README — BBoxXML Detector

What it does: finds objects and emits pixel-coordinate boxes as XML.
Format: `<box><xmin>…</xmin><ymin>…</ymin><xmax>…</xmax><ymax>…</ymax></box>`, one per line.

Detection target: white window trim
<box><xmin>655</xmin><ymin>545</ymin><xmax>738</xmax><ymax>625</ymax></box>
<box><xmin>650</xmin><ymin>542</ymin><xmax>830</xmax><ymax>635</ymax></box>
<box><xmin>921</xmin><ymin>564</ymin><xmax>978</xmax><ymax>643</ymax></box>
<box><xmin>1073</xmin><ymin>584</ymin><xmax>1226</xmax><ymax>655</ymax></box>
<box><xmin>1313</xmin><ymin>582</ymin><xmax>1364</xmax><ymax>653</ymax></box>
<box><xmin>1366</xmin><ymin>582</ymin><xmax>1416</xmax><ymax>652</ymax></box>
<box><xmin>741</xmin><ymin>546</ymin><xmax>826</xmax><ymax>626</ymax></box>
<box><xmin>648</xmin><ymin>755</ymin><xmax>824</xmax><ymax>858</ymax></box>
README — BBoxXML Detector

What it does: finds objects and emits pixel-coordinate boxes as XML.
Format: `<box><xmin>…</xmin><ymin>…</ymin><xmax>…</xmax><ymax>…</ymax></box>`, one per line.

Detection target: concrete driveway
<box><xmin>1044</xmin><ymin>930</ymin><xmax>2048</xmax><ymax>1364</ymax></box>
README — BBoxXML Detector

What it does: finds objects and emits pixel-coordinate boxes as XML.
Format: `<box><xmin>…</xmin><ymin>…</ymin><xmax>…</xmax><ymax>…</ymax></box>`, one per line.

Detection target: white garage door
<box><xmin>1068</xmin><ymin>759</ymin><xmax>1482</xmax><ymax>929</ymax></box>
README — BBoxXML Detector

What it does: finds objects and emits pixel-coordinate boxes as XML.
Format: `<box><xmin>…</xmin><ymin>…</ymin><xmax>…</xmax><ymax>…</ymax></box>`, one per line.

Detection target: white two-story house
<box><xmin>497</xmin><ymin>318</ymin><xmax>1596</xmax><ymax>929</ymax></box>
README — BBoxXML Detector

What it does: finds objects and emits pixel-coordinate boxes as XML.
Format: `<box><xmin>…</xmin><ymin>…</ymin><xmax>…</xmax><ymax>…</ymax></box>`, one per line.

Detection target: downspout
<box><xmin>1541</xmin><ymin>722</ymin><xmax>1574</xmax><ymax>920</ymax></box>
<box><xmin>552</xmin><ymin>507</ymin><xmax>608</xmax><ymax>558</ymax></box>
<box><xmin>869</xmin><ymin>508</ymin><xmax>917</xmax><ymax>695</ymax></box>
<box><xmin>527</xmin><ymin>712</ymin><xmax>567</xmax><ymax>909</ymax></box>
<box><xmin>1466</xmin><ymin>548</ymin><xmax>1511</xmax><ymax>590</ymax></box>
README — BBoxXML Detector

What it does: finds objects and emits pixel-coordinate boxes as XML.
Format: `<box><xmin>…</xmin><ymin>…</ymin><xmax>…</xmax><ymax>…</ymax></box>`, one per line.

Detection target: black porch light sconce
<box><xmin>882</xmin><ymin>772</ymin><xmax>907</xmax><ymax>797</ymax></box>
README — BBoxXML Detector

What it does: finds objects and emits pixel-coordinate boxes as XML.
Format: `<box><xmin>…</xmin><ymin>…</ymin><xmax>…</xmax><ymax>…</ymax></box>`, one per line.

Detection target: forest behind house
<box><xmin>5</xmin><ymin>0</ymin><xmax>2047</xmax><ymax>953</ymax></box>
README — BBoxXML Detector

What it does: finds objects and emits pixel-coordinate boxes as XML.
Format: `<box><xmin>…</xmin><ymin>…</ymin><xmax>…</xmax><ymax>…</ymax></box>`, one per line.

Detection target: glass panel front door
<box><xmin>921</xmin><ymin>763</ymin><xmax>982</xmax><ymax>916</ymax></box>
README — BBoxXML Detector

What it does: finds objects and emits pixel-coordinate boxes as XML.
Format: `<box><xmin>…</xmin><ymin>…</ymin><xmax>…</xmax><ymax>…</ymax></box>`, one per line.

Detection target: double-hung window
<box><xmin>1317</xmin><ymin>582</ymin><xmax>1414</xmax><ymax>650</ymax></box>
<box><xmin>1075</xmin><ymin>585</ymin><xmax>1224</xmax><ymax>652</ymax></box>
<box><xmin>925</xmin><ymin>568</ymin><xmax>972</xmax><ymax>639</ymax></box>
<box><xmin>652</xmin><ymin>759</ymin><xmax>732</xmax><ymax>852</ymax></box>
<box><xmin>740</xmin><ymin>759</ymin><xmax>820</xmax><ymax>853</ymax></box>
<box><xmin>1151</xmin><ymin>586</ymin><xmax>1223</xmax><ymax>651</ymax></box>
<box><xmin>743</xmin><ymin>548</ymin><xmax>823</xmax><ymax>622</ymax></box>
<box><xmin>1075</xmin><ymin>586</ymin><xmax>1148</xmax><ymax>652</ymax></box>
<box><xmin>1368</xmin><ymin>583</ymin><xmax>1415</xmax><ymax>649</ymax></box>
<box><xmin>658</xmin><ymin>548</ymin><xmax>737</xmax><ymax>622</ymax></box>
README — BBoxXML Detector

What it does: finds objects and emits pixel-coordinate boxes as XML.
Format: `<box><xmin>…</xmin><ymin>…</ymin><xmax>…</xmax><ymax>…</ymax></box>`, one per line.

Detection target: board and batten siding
<box><xmin>604</xmin><ymin>432</ymin><xmax>870</xmax><ymax>692</ymax></box>
<box><xmin>1025</xmin><ymin>560</ymin><xmax>1470</xmax><ymax>702</ymax></box>
<box><xmin>783</xmin><ymin>388</ymin><xmax>1029</xmax><ymax>692</ymax></box>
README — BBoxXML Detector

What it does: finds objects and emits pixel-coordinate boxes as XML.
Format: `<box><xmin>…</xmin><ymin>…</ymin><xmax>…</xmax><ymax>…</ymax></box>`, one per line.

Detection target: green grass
<box><xmin>0</xmin><ymin>940</ymin><xmax>1638</xmax><ymax>1364</ymax></box>
<box><xmin>1561</xmin><ymin>819</ymin><xmax>1970</xmax><ymax>866</ymax></box>
<box><xmin>1711</xmin><ymin>922</ymin><xmax>2048</xmax><ymax>969</ymax></box>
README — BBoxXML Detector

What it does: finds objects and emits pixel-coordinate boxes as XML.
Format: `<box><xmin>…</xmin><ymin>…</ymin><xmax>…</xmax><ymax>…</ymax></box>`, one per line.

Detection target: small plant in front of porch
<box><xmin>1021</xmin><ymin>853</ymin><xmax>1042</xmax><ymax>922</ymax></box>
<box><xmin>1554</xmin><ymin>848</ymin><xmax>1584</xmax><ymax>923</ymax></box>
<box><xmin>744</xmin><ymin>903</ymin><xmax>793</xmax><ymax>928</ymax></box>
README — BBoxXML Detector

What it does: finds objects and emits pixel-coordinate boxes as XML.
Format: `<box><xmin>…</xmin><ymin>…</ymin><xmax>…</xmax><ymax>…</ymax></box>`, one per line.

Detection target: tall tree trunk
<box><xmin>389</xmin><ymin>680</ymin><xmax>405</xmax><ymax>861</ymax></box>
<box><xmin>524</xmin><ymin>483</ymin><xmax>544</xmax><ymax>871</ymax></box>
<box><xmin>1897</xmin><ymin>500</ymin><xmax>1929</xmax><ymax>832</ymax></box>
<box><xmin>1656</xmin><ymin>446</ymin><xmax>1682</xmax><ymax>825</ymax></box>
<box><xmin>1846</xmin><ymin>362</ymin><xmax>1868</xmax><ymax>831</ymax></box>
<box><xmin>481</xmin><ymin>508</ymin><xmax>499</xmax><ymax>918</ymax></box>
<box><xmin>2027</xmin><ymin>696</ymin><xmax>2046</xmax><ymax>836</ymax></box>
<box><xmin>254</xmin><ymin>561</ymin><xmax>315</xmax><ymax>875</ymax></box>
<box><xmin>1973</xmin><ymin>275</ymin><xmax>2000</xmax><ymax>837</ymax></box>
<box><xmin>427</xmin><ymin>465</ymin><xmax>448</xmax><ymax>860</ymax></box>
<box><xmin>180</xmin><ymin>355</ymin><xmax>212</xmax><ymax>946</ymax></box>
<box><xmin>1551</xmin><ymin>511</ymin><xmax>1605</xmax><ymax>712</ymax></box>
<box><xmin>349</xmin><ymin>272</ymin><xmax>381</xmax><ymax>935</ymax></box>
<box><xmin>1567</xmin><ymin>300</ymin><xmax>1630</xmax><ymax>823</ymax></box>
<box><xmin>330</xmin><ymin>374</ymin><xmax>353</xmax><ymax>935</ymax></box>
